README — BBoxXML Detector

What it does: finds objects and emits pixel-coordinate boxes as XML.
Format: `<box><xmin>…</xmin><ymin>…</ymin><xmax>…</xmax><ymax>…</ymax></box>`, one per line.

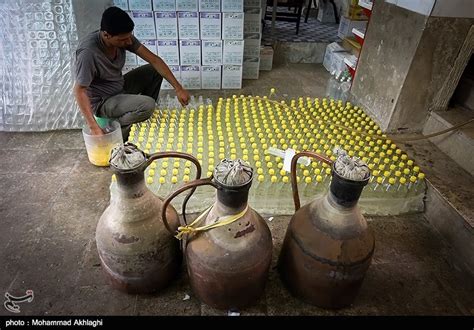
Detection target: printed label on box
<box><xmin>162</xmin><ymin>65</ymin><xmax>181</xmax><ymax>90</ymax></box>
<box><xmin>137</xmin><ymin>39</ymin><xmax>157</xmax><ymax>65</ymax></box>
<box><xmin>199</xmin><ymin>0</ymin><xmax>220</xmax><ymax>12</ymax></box>
<box><xmin>223</xmin><ymin>40</ymin><xmax>244</xmax><ymax>65</ymax></box>
<box><xmin>201</xmin><ymin>65</ymin><xmax>221</xmax><ymax>89</ymax></box>
<box><xmin>128</xmin><ymin>0</ymin><xmax>152</xmax><ymax>11</ymax></box>
<box><xmin>222</xmin><ymin>64</ymin><xmax>242</xmax><ymax>89</ymax></box>
<box><xmin>157</xmin><ymin>40</ymin><xmax>180</xmax><ymax>65</ymax></box>
<box><xmin>176</xmin><ymin>0</ymin><xmax>198</xmax><ymax>11</ymax></box>
<box><xmin>180</xmin><ymin>40</ymin><xmax>201</xmax><ymax>65</ymax></box>
<box><xmin>152</xmin><ymin>0</ymin><xmax>175</xmax><ymax>11</ymax></box>
<box><xmin>113</xmin><ymin>0</ymin><xmax>129</xmax><ymax>10</ymax></box>
<box><xmin>200</xmin><ymin>12</ymin><xmax>222</xmax><ymax>40</ymax></box>
<box><xmin>222</xmin><ymin>0</ymin><xmax>244</xmax><ymax>12</ymax></box>
<box><xmin>181</xmin><ymin>65</ymin><xmax>201</xmax><ymax>89</ymax></box>
<box><xmin>131</xmin><ymin>11</ymin><xmax>156</xmax><ymax>39</ymax></box>
<box><xmin>222</xmin><ymin>13</ymin><xmax>244</xmax><ymax>39</ymax></box>
<box><xmin>154</xmin><ymin>12</ymin><xmax>178</xmax><ymax>39</ymax></box>
<box><xmin>201</xmin><ymin>40</ymin><xmax>223</xmax><ymax>65</ymax></box>
<box><xmin>125</xmin><ymin>51</ymin><xmax>137</xmax><ymax>66</ymax></box>
<box><xmin>178</xmin><ymin>12</ymin><xmax>200</xmax><ymax>40</ymax></box>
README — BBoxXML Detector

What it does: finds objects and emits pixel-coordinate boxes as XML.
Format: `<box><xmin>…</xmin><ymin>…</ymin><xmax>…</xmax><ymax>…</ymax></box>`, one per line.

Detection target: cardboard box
<box><xmin>199</xmin><ymin>0</ymin><xmax>220</xmax><ymax>12</ymax></box>
<box><xmin>243</xmin><ymin>56</ymin><xmax>260</xmax><ymax>79</ymax></box>
<box><xmin>200</xmin><ymin>12</ymin><xmax>221</xmax><ymax>40</ymax></box>
<box><xmin>244</xmin><ymin>0</ymin><xmax>261</xmax><ymax>8</ymax></box>
<box><xmin>223</xmin><ymin>40</ymin><xmax>244</xmax><ymax>65</ymax></box>
<box><xmin>176</xmin><ymin>0</ymin><xmax>198</xmax><ymax>11</ymax></box>
<box><xmin>201</xmin><ymin>40</ymin><xmax>223</xmax><ymax>65</ymax></box>
<box><xmin>259</xmin><ymin>45</ymin><xmax>273</xmax><ymax>71</ymax></box>
<box><xmin>244</xmin><ymin>8</ymin><xmax>261</xmax><ymax>34</ymax></box>
<box><xmin>180</xmin><ymin>65</ymin><xmax>201</xmax><ymax>89</ymax></box>
<box><xmin>112</xmin><ymin>0</ymin><xmax>128</xmax><ymax>10</ymax></box>
<box><xmin>154</xmin><ymin>12</ymin><xmax>178</xmax><ymax>40</ymax></box>
<box><xmin>222</xmin><ymin>65</ymin><xmax>242</xmax><ymax>89</ymax></box>
<box><xmin>322</xmin><ymin>42</ymin><xmax>345</xmax><ymax>72</ymax></box>
<box><xmin>222</xmin><ymin>0</ymin><xmax>244</xmax><ymax>12</ymax></box>
<box><xmin>152</xmin><ymin>0</ymin><xmax>175</xmax><ymax>11</ymax></box>
<box><xmin>131</xmin><ymin>11</ymin><xmax>156</xmax><ymax>40</ymax></box>
<box><xmin>331</xmin><ymin>51</ymin><xmax>352</xmax><ymax>76</ymax></box>
<box><xmin>178</xmin><ymin>12</ymin><xmax>200</xmax><ymax>40</ymax></box>
<box><xmin>201</xmin><ymin>65</ymin><xmax>222</xmax><ymax>89</ymax></box>
<box><xmin>125</xmin><ymin>51</ymin><xmax>137</xmax><ymax>66</ymax></box>
<box><xmin>137</xmin><ymin>39</ymin><xmax>157</xmax><ymax>65</ymax></box>
<box><xmin>337</xmin><ymin>16</ymin><xmax>367</xmax><ymax>40</ymax></box>
<box><xmin>244</xmin><ymin>33</ymin><xmax>261</xmax><ymax>57</ymax></box>
<box><xmin>128</xmin><ymin>0</ymin><xmax>152</xmax><ymax>11</ymax></box>
<box><xmin>162</xmin><ymin>65</ymin><xmax>181</xmax><ymax>90</ymax></box>
<box><xmin>179</xmin><ymin>40</ymin><xmax>201</xmax><ymax>65</ymax></box>
<box><xmin>157</xmin><ymin>40</ymin><xmax>180</xmax><ymax>65</ymax></box>
<box><xmin>222</xmin><ymin>12</ymin><xmax>244</xmax><ymax>40</ymax></box>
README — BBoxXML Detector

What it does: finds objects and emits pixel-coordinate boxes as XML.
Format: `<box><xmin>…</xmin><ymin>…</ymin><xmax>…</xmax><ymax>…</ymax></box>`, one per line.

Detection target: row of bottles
<box><xmin>126</xmin><ymin>95</ymin><xmax>426</xmax><ymax>214</ymax></box>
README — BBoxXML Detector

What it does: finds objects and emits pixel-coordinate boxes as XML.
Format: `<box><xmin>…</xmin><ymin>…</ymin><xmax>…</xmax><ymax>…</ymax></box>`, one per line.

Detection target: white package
<box><xmin>154</xmin><ymin>12</ymin><xmax>178</xmax><ymax>40</ymax></box>
<box><xmin>244</xmin><ymin>8</ymin><xmax>261</xmax><ymax>34</ymax></box>
<box><xmin>244</xmin><ymin>0</ymin><xmax>261</xmax><ymax>8</ymax></box>
<box><xmin>157</xmin><ymin>40</ymin><xmax>180</xmax><ymax>66</ymax></box>
<box><xmin>125</xmin><ymin>51</ymin><xmax>138</xmax><ymax>66</ymax></box>
<box><xmin>131</xmin><ymin>11</ymin><xmax>156</xmax><ymax>40</ymax></box>
<box><xmin>178</xmin><ymin>12</ymin><xmax>200</xmax><ymax>40</ymax></box>
<box><xmin>223</xmin><ymin>40</ymin><xmax>244</xmax><ymax>65</ymax></box>
<box><xmin>222</xmin><ymin>64</ymin><xmax>242</xmax><ymax>89</ymax></box>
<box><xmin>222</xmin><ymin>13</ymin><xmax>244</xmax><ymax>40</ymax></box>
<box><xmin>128</xmin><ymin>0</ymin><xmax>152</xmax><ymax>11</ymax></box>
<box><xmin>152</xmin><ymin>0</ymin><xmax>176</xmax><ymax>11</ymax></box>
<box><xmin>242</xmin><ymin>56</ymin><xmax>260</xmax><ymax>79</ymax></box>
<box><xmin>180</xmin><ymin>65</ymin><xmax>201</xmax><ymax>90</ymax></box>
<box><xmin>201</xmin><ymin>66</ymin><xmax>222</xmax><ymax>89</ymax></box>
<box><xmin>199</xmin><ymin>0</ymin><xmax>221</xmax><ymax>12</ymax></box>
<box><xmin>199</xmin><ymin>12</ymin><xmax>222</xmax><ymax>40</ymax></box>
<box><xmin>113</xmin><ymin>0</ymin><xmax>129</xmax><ymax>10</ymax></box>
<box><xmin>176</xmin><ymin>0</ymin><xmax>198</xmax><ymax>11</ymax></box>
<box><xmin>201</xmin><ymin>40</ymin><xmax>223</xmax><ymax>65</ymax></box>
<box><xmin>222</xmin><ymin>0</ymin><xmax>244</xmax><ymax>12</ymax></box>
<box><xmin>180</xmin><ymin>40</ymin><xmax>201</xmax><ymax>65</ymax></box>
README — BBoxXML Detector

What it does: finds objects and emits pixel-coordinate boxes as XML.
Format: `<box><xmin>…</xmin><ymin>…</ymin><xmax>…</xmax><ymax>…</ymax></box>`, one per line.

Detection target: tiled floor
<box><xmin>262</xmin><ymin>10</ymin><xmax>339</xmax><ymax>43</ymax></box>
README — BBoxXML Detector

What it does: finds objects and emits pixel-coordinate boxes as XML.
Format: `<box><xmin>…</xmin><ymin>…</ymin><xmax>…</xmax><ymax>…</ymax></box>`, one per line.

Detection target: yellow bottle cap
<box><xmin>377</xmin><ymin>177</ymin><xmax>383</xmax><ymax>184</ymax></box>
<box><xmin>399</xmin><ymin>177</ymin><xmax>406</xmax><ymax>184</ymax></box>
<box><xmin>146</xmin><ymin>177</ymin><xmax>153</xmax><ymax>184</ymax></box>
<box><xmin>410</xmin><ymin>176</ymin><xmax>417</xmax><ymax>183</ymax></box>
<box><xmin>388</xmin><ymin>178</ymin><xmax>396</xmax><ymax>185</ymax></box>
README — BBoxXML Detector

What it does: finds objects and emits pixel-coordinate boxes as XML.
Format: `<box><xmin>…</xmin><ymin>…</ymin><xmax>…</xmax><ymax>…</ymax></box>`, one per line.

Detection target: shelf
<box><xmin>358</xmin><ymin>0</ymin><xmax>373</xmax><ymax>11</ymax></box>
<box><xmin>352</xmin><ymin>27</ymin><xmax>366</xmax><ymax>45</ymax></box>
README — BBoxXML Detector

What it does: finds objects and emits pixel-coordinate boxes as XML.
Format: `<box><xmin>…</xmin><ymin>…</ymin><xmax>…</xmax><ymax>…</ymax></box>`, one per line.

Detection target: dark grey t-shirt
<box><xmin>75</xmin><ymin>30</ymin><xmax>141</xmax><ymax>112</ymax></box>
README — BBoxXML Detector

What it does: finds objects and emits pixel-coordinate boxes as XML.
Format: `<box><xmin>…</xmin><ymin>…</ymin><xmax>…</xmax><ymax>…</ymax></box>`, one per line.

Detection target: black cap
<box><xmin>100</xmin><ymin>6</ymin><xmax>134</xmax><ymax>36</ymax></box>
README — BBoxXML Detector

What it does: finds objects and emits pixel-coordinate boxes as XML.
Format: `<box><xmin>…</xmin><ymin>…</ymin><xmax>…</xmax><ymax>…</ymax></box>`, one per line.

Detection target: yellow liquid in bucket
<box><xmin>87</xmin><ymin>144</ymin><xmax>114</xmax><ymax>166</ymax></box>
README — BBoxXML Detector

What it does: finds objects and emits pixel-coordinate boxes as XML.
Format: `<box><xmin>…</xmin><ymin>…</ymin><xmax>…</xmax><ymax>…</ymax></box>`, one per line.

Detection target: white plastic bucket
<box><xmin>82</xmin><ymin>121</ymin><xmax>123</xmax><ymax>166</ymax></box>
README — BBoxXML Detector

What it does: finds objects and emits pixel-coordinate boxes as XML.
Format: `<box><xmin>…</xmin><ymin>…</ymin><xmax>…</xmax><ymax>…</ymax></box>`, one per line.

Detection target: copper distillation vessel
<box><xmin>162</xmin><ymin>159</ymin><xmax>273</xmax><ymax>309</ymax></box>
<box><xmin>278</xmin><ymin>151</ymin><xmax>374</xmax><ymax>309</ymax></box>
<box><xmin>96</xmin><ymin>143</ymin><xmax>201</xmax><ymax>293</ymax></box>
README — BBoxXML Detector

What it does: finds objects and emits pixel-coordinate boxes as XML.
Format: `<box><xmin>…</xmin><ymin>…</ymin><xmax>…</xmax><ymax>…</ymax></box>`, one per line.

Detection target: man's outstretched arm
<box><xmin>135</xmin><ymin>45</ymin><xmax>190</xmax><ymax>107</ymax></box>
<box><xmin>73</xmin><ymin>83</ymin><xmax>103</xmax><ymax>135</ymax></box>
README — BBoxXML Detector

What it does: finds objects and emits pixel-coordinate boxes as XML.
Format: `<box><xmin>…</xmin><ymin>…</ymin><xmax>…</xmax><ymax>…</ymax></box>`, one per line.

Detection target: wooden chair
<box><xmin>264</xmin><ymin>0</ymin><xmax>305</xmax><ymax>34</ymax></box>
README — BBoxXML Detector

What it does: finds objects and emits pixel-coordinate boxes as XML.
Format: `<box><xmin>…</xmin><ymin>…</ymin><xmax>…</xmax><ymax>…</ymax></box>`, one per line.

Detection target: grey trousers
<box><xmin>96</xmin><ymin>64</ymin><xmax>163</xmax><ymax>140</ymax></box>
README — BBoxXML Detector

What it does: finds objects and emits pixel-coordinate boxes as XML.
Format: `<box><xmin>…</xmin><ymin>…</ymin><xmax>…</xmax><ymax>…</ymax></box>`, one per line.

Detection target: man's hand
<box><xmin>176</xmin><ymin>87</ymin><xmax>190</xmax><ymax>107</ymax></box>
<box><xmin>90</xmin><ymin>125</ymin><xmax>104</xmax><ymax>136</ymax></box>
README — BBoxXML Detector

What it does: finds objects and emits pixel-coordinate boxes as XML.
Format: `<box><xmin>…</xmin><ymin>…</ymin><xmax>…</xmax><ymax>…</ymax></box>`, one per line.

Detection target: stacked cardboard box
<box><xmin>116</xmin><ymin>0</ymin><xmax>257</xmax><ymax>89</ymax></box>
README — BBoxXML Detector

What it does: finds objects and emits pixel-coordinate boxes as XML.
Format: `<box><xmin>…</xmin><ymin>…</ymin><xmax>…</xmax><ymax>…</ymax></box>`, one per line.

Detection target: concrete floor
<box><xmin>1</xmin><ymin>63</ymin><xmax>473</xmax><ymax>316</ymax></box>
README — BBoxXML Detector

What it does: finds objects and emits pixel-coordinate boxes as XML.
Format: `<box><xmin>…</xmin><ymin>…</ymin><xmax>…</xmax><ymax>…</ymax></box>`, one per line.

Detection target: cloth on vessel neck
<box><xmin>214</xmin><ymin>159</ymin><xmax>253</xmax><ymax>186</ymax></box>
<box><xmin>110</xmin><ymin>142</ymin><xmax>146</xmax><ymax>170</ymax></box>
<box><xmin>333</xmin><ymin>147</ymin><xmax>370</xmax><ymax>181</ymax></box>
